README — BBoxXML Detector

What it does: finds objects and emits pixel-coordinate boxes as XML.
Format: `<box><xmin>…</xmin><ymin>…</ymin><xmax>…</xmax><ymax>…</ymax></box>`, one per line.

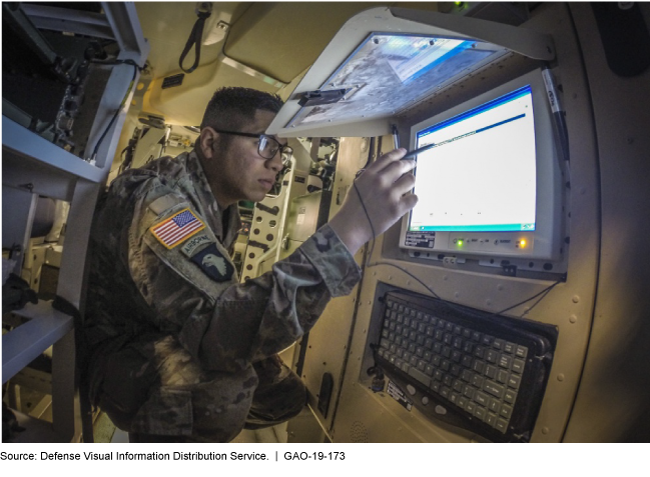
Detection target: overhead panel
<box><xmin>267</xmin><ymin>7</ymin><xmax>555</xmax><ymax>138</ymax></box>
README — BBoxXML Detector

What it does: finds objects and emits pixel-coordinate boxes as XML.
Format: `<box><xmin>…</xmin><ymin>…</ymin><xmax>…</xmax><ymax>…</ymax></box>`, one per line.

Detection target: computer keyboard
<box><xmin>374</xmin><ymin>290</ymin><xmax>557</xmax><ymax>442</ymax></box>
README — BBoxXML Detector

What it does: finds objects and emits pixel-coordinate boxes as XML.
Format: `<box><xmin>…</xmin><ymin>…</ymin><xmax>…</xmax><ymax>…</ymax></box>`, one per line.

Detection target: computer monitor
<box><xmin>399</xmin><ymin>69</ymin><xmax>565</xmax><ymax>264</ymax></box>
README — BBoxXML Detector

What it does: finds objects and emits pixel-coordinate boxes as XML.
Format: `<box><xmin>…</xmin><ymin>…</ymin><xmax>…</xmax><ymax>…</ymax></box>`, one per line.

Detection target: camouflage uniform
<box><xmin>84</xmin><ymin>151</ymin><xmax>361</xmax><ymax>442</ymax></box>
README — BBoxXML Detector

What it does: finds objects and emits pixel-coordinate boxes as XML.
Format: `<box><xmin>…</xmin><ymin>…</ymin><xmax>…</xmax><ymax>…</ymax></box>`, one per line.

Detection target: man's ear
<box><xmin>199</xmin><ymin>127</ymin><xmax>218</xmax><ymax>160</ymax></box>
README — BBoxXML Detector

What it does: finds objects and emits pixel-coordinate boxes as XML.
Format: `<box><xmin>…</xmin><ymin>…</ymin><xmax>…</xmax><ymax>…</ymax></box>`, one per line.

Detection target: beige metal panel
<box><xmin>330</xmin><ymin>3</ymin><xmax>602</xmax><ymax>443</ymax></box>
<box><xmin>563</xmin><ymin>3</ymin><xmax>650</xmax><ymax>443</ymax></box>
<box><xmin>143</xmin><ymin>61</ymin><xmax>280</xmax><ymax>128</ymax></box>
<box><xmin>223</xmin><ymin>3</ymin><xmax>400</xmax><ymax>84</ymax></box>
<box><xmin>298</xmin><ymin>137</ymin><xmax>369</xmax><ymax>432</ymax></box>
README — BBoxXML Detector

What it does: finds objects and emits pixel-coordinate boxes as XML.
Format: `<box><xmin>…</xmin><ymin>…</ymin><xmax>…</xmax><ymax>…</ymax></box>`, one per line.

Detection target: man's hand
<box><xmin>328</xmin><ymin>148</ymin><xmax>418</xmax><ymax>255</ymax></box>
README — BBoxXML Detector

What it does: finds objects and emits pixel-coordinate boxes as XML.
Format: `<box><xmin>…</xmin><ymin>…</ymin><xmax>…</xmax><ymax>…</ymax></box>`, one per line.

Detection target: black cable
<box><xmin>89</xmin><ymin>60</ymin><xmax>142</xmax><ymax>162</ymax></box>
<box><xmin>353</xmin><ymin>180</ymin><xmax>376</xmax><ymax>240</ymax></box>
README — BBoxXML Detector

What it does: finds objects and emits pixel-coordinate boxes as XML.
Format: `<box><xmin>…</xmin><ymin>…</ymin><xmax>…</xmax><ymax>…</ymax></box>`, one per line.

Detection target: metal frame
<box><xmin>2</xmin><ymin>1</ymin><xmax>148</xmax><ymax>443</ymax></box>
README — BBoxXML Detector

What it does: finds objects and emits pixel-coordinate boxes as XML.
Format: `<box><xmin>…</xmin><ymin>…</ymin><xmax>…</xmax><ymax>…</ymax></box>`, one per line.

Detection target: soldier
<box><xmin>83</xmin><ymin>87</ymin><xmax>417</xmax><ymax>442</ymax></box>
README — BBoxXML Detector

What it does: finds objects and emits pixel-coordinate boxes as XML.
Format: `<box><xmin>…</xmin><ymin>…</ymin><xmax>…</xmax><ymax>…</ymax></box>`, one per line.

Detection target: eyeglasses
<box><xmin>212</xmin><ymin>129</ymin><xmax>293</xmax><ymax>166</ymax></box>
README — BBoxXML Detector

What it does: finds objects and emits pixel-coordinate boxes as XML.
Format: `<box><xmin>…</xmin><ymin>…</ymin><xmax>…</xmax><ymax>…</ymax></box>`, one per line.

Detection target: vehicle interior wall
<box><xmin>108</xmin><ymin>1</ymin><xmax>650</xmax><ymax>443</ymax></box>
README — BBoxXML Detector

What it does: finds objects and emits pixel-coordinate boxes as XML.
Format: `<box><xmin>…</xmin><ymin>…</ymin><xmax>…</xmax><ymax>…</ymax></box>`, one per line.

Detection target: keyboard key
<box><xmin>498</xmin><ymin>354</ymin><xmax>513</xmax><ymax>369</ymax></box>
<box><xmin>463</xmin><ymin>385</ymin><xmax>475</xmax><ymax>400</ymax></box>
<box><xmin>512</xmin><ymin>359</ymin><xmax>525</xmax><ymax>374</ymax></box>
<box><xmin>472</xmin><ymin>359</ymin><xmax>486</xmax><ymax>374</ymax></box>
<box><xmin>474</xmin><ymin>391</ymin><xmax>489</xmax><ymax>407</ymax></box>
<box><xmin>504</xmin><ymin>389</ymin><xmax>517</xmax><ymax>404</ymax></box>
<box><xmin>497</xmin><ymin>369</ymin><xmax>509</xmax><ymax>384</ymax></box>
<box><xmin>496</xmin><ymin>418</ymin><xmax>508</xmax><ymax>433</ymax></box>
<box><xmin>461</xmin><ymin>369</ymin><xmax>474</xmax><ymax>382</ymax></box>
<box><xmin>471</xmin><ymin>374</ymin><xmax>485</xmax><ymax>389</ymax></box>
<box><xmin>486</xmin><ymin>412</ymin><xmax>498</xmax><ymax>427</ymax></box>
<box><xmin>485</xmin><ymin>365</ymin><xmax>497</xmax><ymax>379</ymax></box>
<box><xmin>483</xmin><ymin>380</ymin><xmax>505</xmax><ymax>399</ymax></box>
<box><xmin>507</xmin><ymin>374</ymin><xmax>522</xmax><ymax>389</ymax></box>
<box><xmin>408</xmin><ymin>366</ymin><xmax>432</xmax><ymax>387</ymax></box>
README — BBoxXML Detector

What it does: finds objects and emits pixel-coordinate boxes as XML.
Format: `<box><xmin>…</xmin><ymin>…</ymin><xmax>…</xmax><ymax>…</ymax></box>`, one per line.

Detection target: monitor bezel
<box><xmin>399</xmin><ymin>68</ymin><xmax>564</xmax><ymax>261</ymax></box>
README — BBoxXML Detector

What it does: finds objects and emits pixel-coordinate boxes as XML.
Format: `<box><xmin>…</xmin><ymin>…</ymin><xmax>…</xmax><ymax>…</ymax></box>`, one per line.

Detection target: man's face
<box><xmin>201</xmin><ymin>109</ymin><xmax>286</xmax><ymax>207</ymax></box>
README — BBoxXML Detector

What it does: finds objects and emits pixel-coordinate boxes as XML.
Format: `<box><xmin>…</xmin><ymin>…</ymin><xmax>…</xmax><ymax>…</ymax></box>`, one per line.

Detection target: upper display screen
<box><xmin>286</xmin><ymin>32</ymin><xmax>505</xmax><ymax>129</ymax></box>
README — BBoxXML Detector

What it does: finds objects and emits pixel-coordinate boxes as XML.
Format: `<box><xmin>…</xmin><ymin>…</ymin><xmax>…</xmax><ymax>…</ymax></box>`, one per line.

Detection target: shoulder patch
<box><xmin>181</xmin><ymin>233</ymin><xmax>214</xmax><ymax>258</ymax></box>
<box><xmin>191</xmin><ymin>243</ymin><xmax>234</xmax><ymax>282</ymax></box>
<box><xmin>148</xmin><ymin>194</ymin><xmax>185</xmax><ymax>216</ymax></box>
<box><xmin>150</xmin><ymin>208</ymin><xmax>205</xmax><ymax>249</ymax></box>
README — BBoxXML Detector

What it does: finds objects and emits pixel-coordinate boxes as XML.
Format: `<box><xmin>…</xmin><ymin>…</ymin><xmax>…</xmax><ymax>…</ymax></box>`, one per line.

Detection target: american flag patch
<box><xmin>150</xmin><ymin>208</ymin><xmax>205</xmax><ymax>249</ymax></box>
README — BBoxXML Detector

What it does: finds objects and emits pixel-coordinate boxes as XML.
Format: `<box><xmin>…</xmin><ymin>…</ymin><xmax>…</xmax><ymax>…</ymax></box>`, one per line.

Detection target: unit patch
<box><xmin>190</xmin><ymin>243</ymin><xmax>234</xmax><ymax>282</ymax></box>
<box><xmin>150</xmin><ymin>208</ymin><xmax>205</xmax><ymax>249</ymax></box>
<box><xmin>181</xmin><ymin>234</ymin><xmax>213</xmax><ymax>258</ymax></box>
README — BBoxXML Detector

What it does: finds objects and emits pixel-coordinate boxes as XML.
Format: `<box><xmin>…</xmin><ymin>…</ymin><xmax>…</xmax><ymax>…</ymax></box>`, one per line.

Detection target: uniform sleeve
<box><xmin>130</xmin><ymin>190</ymin><xmax>361</xmax><ymax>374</ymax></box>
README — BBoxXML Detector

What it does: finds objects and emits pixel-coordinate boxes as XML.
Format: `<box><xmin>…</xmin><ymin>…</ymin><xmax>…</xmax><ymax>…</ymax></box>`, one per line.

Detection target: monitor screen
<box><xmin>400</xmin><ymin>69</ymin><xmax>564</xmax><ymax>262</ymax></box>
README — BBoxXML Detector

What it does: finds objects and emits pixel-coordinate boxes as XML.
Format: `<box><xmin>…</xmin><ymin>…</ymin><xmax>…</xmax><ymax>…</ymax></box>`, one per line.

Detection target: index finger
<box><xmin>369</xmin><ymin>148</ymin><xmax>407</xmax><ymax>172</ymax></box>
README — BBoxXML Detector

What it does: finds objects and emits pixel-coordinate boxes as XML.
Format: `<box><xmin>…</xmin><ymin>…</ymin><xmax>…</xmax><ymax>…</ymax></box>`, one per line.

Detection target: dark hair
<box><xmin>200</xmin><ymin>87</ymin><xmax>284</xmax><ymax>131</ymax></box>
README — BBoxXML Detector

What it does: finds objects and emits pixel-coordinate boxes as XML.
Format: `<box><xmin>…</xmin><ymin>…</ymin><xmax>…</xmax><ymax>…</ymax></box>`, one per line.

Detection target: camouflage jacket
<box><xmin>83</xmin><ymin>151</ymin><xmax>361</xmax><ymax>438</ymax></box>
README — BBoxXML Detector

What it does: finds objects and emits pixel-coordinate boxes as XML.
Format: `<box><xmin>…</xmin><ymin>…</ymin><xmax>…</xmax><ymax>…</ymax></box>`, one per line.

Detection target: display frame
<box><xmin>399</xmin><ymin>69</ymin><xmax>566</xmax><ymax>265</ymax></box>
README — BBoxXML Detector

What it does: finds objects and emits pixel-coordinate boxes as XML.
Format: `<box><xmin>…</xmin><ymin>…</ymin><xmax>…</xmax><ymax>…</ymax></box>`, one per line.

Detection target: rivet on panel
<box><xmin>569</xmin><ymin>315</ymin><xmax>577</xmax><ymax>324</ymax></box>
<box><xmin>454</xmin><ymin>292</ymin><xmax>460</xmax><ymax>298</ymax></box>
<box><xmin>557</xmin><ymin>374</ymin><xmax>565</xmax><ymax>382</ymax></box>
<box><xmin>542</xmin><ymin>427</ymin><xmax>550</xmax><ymax>435</ymax></box>
<box><xmin>486</xmin><ymin>299</ymin><xmax>492</xmax><ymax>307</ymax></box>
<box><xmin>497</xmin><ymin>284</ymin><xmax>504</xmax><ymax>291</ymax></box>
<box><xmin>572</xmin><ymin>295</ymin><xmax>580</xmax><ymax>304</ymax></box>
<box><xmin>443</xmin><ymin>275</ymin><xmax>448</xmax><ymax>281</ymax></box>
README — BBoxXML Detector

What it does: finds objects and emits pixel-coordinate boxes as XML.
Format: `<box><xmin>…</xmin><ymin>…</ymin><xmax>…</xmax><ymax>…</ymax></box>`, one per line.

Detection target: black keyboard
<box><xmin>374</xmin><ymin>291</ymin><xmax>556</xmax><ymax>443</ymax></box>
